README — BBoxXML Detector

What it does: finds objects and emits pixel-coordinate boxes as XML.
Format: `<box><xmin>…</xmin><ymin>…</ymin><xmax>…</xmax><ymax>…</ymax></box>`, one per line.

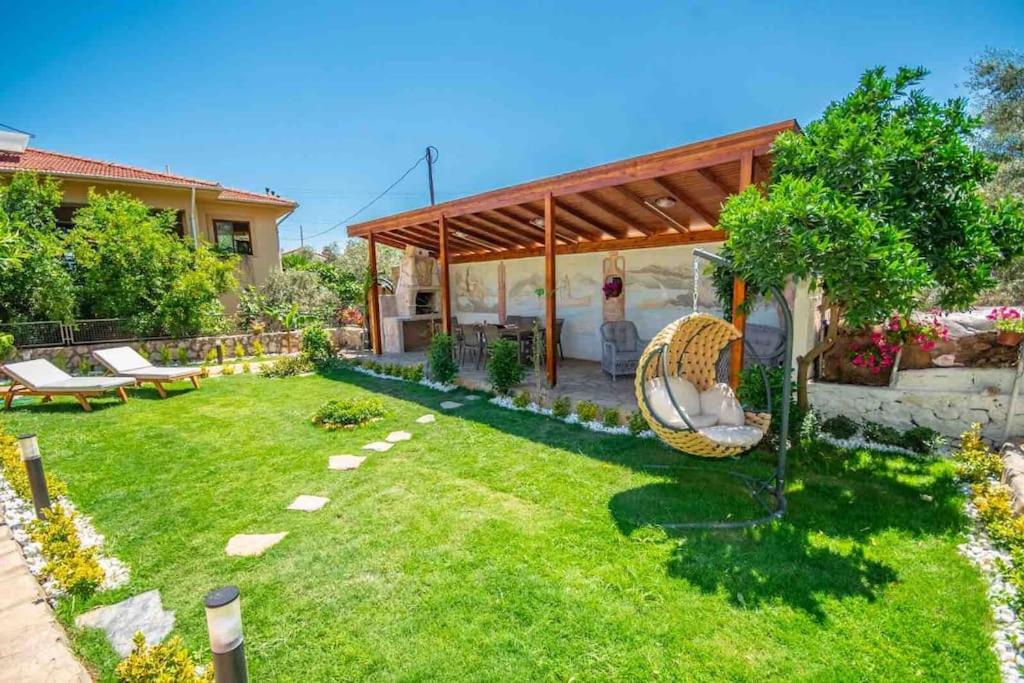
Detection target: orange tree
<box><xmin>720</xmin><ymin>66</ymin><xmax>1024</xmax><ymax>409</ymax></box>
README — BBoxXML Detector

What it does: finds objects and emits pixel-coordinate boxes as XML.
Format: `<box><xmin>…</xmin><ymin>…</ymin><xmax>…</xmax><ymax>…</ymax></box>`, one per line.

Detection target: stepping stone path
<box><xmin>385</xmin><ymin>431</ymin><xmax>412</xmax><ymax>443</ymax></box>
<box><xmin>362</xmin><ymin>441</ymin><xmax>394</xmax><ymax>452</ymax></box>
<box><xmin>225</xmin><ymin>532</ymin><xmax>287</xmax><ymax>557</ymax></box>
<box><xmin>440</xmin><ymin>401</ymin><xmax>463</xmax><ymax>410</ymax></box>
<box><xmin>75</xmin><ymin>590</ymin><xmax>175</xmax><ymax>658</ymax></box>
<box><xmin>329</xmin><ymin>455</ymin><xmax>365</xmax><ymax>470</ymax></box>
<box><xmin>416</xmin><ymin>414</ymin><xmax>436</xmax><ymax>424</ymax></box>
<box><xmin>464</xmin><ymin>395</ymin><xmax>482</xmax><ymax>401</ymax></box>
<box><xmin>287</xmin><ymin>495</ymin><xmax>329</xmax><ymax>512</ymax></box>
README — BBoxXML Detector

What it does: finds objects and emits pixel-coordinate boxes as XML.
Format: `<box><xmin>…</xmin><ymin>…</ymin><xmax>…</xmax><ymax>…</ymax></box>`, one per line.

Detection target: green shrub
<box><xmin>234</xmin><ymin>341</ymin><xmax>246</xmax><ymax>359</ymax></box>
<box><xmin>311</xmin><ymin>397</ymin><xmax>387</xmax><ymax>429</ymax></box>
<box><xmin>551</xmin><ymin>395</ymin><xmax>572</xmax><ymax>418</ymax></box>
<box><xmin>0</xmin><ymin>332</ymin><xmax>15</xmax><ymax>361</ymax></box>
<box><xmin>821</xmin><ymin>415</ymin><xmax>859</xmax><ymax>439</ymax></box>
<box><xmin>203</xmin><ymin>348</ymin><xmax>217</xmax><ymax>365</ymax></box>
<box><xmin>115</xmin><ymin>633</ymin><xmax>213</xmax><ymax>683</ymax></box>
<box><xmin>252</xmin><ymin>339</ymin><xmax>265</xmax><ymax>358</ymax></box>
<box><xmin>602</xmin><ymin>408</ymin><xmax>621</xmax><ymax>428</ymax></box>
<box><xmin>862</xmin><ymin>421</ymin><xmax>905</xmax><ymax>448</ymax></box>
<box><xmin>28</xmin><ymin>504</ymin><xmax>104</xmax><ymax>596</ymax></box>
<box><xmin>427</xmin><ymin>332</ymin><xmax>458</xmax><ymax>384</ymax></box>
<box><xmin>487</xmin><ymin>339</ymin><xmax>523</xmax><ymax>394</ymax></box>
<box><xmin>217</xmin><ymin>342</ymin><xmax>228</xmax><ymax>361</ymax></box>
<box><xmin>737</xmin><ymin>366</ymin><xmax>801</xmax><ymax>441</ymax></box>
<box><xmin>902</xmin><ymin>426</ymin><xmax>940</xmax><ymax>454</ymax></box>
<box><xmin>77</xmin><ymin>358</ymin><xmax>92</xmax><ymax>376</ymax></box>
<box><xmin>262</xmin><ymin>355</ymin><xmax>313</xmax><ymax>378</ymax></box>
<box><xmin>177</xmin><ymin>347</ymin><xmax>189</xmax><ymax>366</ymax></box>
<box><xmin>954</xmin><ymin>423</ymin><xmax>1001</xmax><ymax>484</ymax></box>
<box><xmin>513</xmin><ymin>391</ymin><xmax>531</xmax><ymax>409</ymax></box>
<box><xmin>628</xmin><ymin>409</ymin><xmax>648</xmax><ymax>435</ymax></box>
<box><xmin>576</xmin><ymin>400</ymin><xmax>600</xmax><ymax>423</ymax></box>
<box><xmin>242</xmin><ymin>361</ymin><xmax>252</xmax><ymax>374</ymax></box>
<box><xmin>301</xmin><ymin>323</ymin><xmax>334</xmax><ymax>365</ymax></box>
<box><xmin>403</xmin><ymin>364</ymin><xmax>424</xmax><ymax>382</ymax></box>
<box><xmin>0</xmin><ymin>431</ymin><xmax>67</xmax><ymax>500</ymax></box>
<box><xmin>52</xmin><ymin>350</ymin><xmax>68</xmax><ymax>371</ymax></box>
<box><xmin>159</xmin><ymin>346</ymin><xmax>172</xmax><ymax>365</ymax></box>
<box><xmin>220</xmin><ymin>364</ymin><xmax>235</xmax><ymax>376</ymax></box>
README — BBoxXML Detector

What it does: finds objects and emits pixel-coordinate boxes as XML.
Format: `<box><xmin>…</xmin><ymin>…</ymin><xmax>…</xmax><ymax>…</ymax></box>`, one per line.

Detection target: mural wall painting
<box><xmin>602</xmin><ymin>251</ymin><xmax>625</xmax><ymax>322</ymax></box>
<box><xmin>455</xmin><ymin>266</ymin><xmax>498</xmax><ymax>313</ymax></box>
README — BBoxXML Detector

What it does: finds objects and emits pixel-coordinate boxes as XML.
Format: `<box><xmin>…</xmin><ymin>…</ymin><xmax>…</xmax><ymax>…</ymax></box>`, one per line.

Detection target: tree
<box><xmin>719</xmin><ymin>66</ymin><xmax>1024</xmax><ymax>409</ymax></box>
<box><xmin>0</xmin><ymin>172</ymin><xmax>76</xmax><ymax>322</ymax></box>
<box><xmin>967</xmin><ymin>49</ymin><xmax>1024</xmax><ymax>303</ymax></box>
<box><xmin>67</xmin><ymin>190</ymin><xmax>237</xmax><ymax>335</ymax></box>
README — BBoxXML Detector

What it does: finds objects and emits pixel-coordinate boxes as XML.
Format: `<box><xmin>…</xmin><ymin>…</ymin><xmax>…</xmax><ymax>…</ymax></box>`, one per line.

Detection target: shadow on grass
<box><xmin>318</xmin><ymin>367</ymin><xmax>963</xmax><ymax>619</ymax></box>
<box><xmin>4</xmin><ymin>383</ymin><xmax>197</xmax><ymax>413</ymax></box>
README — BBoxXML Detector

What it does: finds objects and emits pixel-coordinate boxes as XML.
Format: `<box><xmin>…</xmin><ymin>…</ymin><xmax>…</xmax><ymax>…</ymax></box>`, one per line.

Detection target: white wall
<box><xmin>450</xmin><ymin>242</ymin><xmax>790</xmax><ymax>362</ymax></box>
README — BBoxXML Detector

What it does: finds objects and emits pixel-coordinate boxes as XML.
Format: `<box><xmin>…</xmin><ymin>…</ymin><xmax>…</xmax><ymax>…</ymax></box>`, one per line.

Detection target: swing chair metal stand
<box><xmin>651</xmin><ymin>248</ymin><xmax>793</xmax><ymax>530</ymax></box>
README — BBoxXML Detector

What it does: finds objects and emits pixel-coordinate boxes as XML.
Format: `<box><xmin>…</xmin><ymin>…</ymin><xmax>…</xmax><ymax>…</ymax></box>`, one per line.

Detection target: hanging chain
<box><xmin>692</xmin><ymin>253</ymin><xmax>700</xmax><ymax>312</ymax></box>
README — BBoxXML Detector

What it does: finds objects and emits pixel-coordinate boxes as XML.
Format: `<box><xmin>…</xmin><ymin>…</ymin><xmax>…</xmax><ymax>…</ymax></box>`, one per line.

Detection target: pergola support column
<box><xmin>544</xmin><ymin>193</ymin><xmax>557</xmax><ymax>387</ymax></box>
<box><xmin>438</xmin><ymin>214</ymin><xmax>452</xmax><ymax>336</ymax></box>
<box><xmin>368</xmin><ymin>233</ymin><xmax>382</xmax><ymax>355</ymax></box>
<box><xmin>729</xmin><ymin>150</ymin><xmax>754</xmax><ymax>388</ymax></box>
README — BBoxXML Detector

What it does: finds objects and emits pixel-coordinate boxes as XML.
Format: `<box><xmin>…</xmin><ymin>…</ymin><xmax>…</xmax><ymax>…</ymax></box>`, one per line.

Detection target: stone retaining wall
<box><xmin>809</xmin><ymin>366</ymin><xmax>1024</xmax><ymax>442</ymax></box>
<box><xmin>11</xmin><ymin>326</ymin><xmax>366</xmax><ymax>374</ymax></box>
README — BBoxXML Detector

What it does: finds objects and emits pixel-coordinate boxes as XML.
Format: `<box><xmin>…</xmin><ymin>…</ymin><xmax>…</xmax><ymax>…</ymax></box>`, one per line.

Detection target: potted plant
<box><xmin>988</xmin><ymin>306</ymin><xmax>1024</xmax><ymax>346</ymax></box>
<box><xmin>602</xmin><ymin>276</ymin><xmax>623</xmax><ymax>300</ymax></box>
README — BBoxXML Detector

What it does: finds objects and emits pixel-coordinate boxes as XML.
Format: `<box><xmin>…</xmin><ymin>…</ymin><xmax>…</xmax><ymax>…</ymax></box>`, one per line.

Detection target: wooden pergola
<box><xmin>348</xmin><ymin>119</ymin><xmax>798</xmax><ymax>387</ymax></box>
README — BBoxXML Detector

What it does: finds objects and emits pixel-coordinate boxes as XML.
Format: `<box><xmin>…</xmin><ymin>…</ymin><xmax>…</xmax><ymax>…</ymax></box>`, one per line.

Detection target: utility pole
<box><xmin>426</xmin><ymin>146</ymin><xmax>438</xmax><ymax>206</ymax></box>
<box><xmin>299</xmin><ymin>224</ymin><xmax>304</xmax><ymax>248</ymax></box>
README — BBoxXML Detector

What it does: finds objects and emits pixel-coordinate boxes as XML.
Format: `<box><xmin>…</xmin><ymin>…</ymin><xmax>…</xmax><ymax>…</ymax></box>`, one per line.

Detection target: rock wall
<box><xmin>11</xmin><ymin>326</ymin><xmax>365</xmax><ymax>374</ymax></box>
<box><xmin>809</xmin><ymin>366</ymin><xmax>1024</xmax><ymax>443</ymax></box>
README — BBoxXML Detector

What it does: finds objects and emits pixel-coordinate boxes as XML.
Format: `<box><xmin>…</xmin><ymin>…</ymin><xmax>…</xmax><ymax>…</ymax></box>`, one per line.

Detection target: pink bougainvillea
<box><xmin>849</xmin><ymin>313</ymin><xmax>949</xmax><ymax>374</ymax></box>
<box><xmin>987</xmin><ymin>306</ymin><xmax>1022</xmax><ymax>322</ymax></box>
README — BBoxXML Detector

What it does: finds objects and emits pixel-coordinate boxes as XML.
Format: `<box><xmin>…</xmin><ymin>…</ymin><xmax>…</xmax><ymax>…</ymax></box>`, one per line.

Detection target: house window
<box><xmin>54</xmin><ymin>204</ymin><xmax>85</xmax><ymax>231</ymax></box>
<box><xmin>213</xmin><ymin>220</ymin><xmax>253</xmax><ymax>255</ymax></box>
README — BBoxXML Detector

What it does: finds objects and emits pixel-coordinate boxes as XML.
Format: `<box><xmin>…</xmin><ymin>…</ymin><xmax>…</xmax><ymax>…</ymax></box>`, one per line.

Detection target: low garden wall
<box><xmin>809</xmin><ymin>366</ymin><xmax>1024</xmax><ymax>443</ymax></box>
<box><xmin>10</xmin><ymin>326</ymin><xmax>366</xmax><ymax>373</ymax></box>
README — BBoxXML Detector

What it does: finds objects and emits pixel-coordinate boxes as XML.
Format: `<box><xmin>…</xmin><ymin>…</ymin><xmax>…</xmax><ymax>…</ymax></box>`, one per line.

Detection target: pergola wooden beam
<box><xmin>477</xmin><ymin>209</ymin><xmax>550</xmax><ymax>244</ymax></box>
<box><xmin>609</xmin><ymin>186</ymin><xmax>672</xmax><ymax>235</ymax></box>
<box><xmin>544</xmin><ymin>192</ymin><xmax>557</xmax><ymax>387</ymax></box>
<box><xmin>367</xmin><ymin>234</ymin><xmax>382</xmax><ymax>355</ymax></box>
<box><xmin>439</xmin><ymin>215</ymin><xmax>452</xmax><ymax>335</ymax></box>
<box><xmin>649</xmin><ymin>176</ymin><xmax>718</xmax><ymax>227</ymax></box>
<box><xmin>575</xmin><ymin>191</ymin><xmax>639</xmax><ymax>235</ymax></box>
<box><xmin>492</xmin><ymin>207</ymin><xmax>577</xmax><ymax>244</ymax></box>
<box><xmin>729</xmin><ymin>150</ymin><xmax>755</xmax><ymax>388</ymax></box>
<box><xmin>518</xmin><ymin>202</ymin><xmax>604</xmax><ymax>242</ymax></box>
<box><xmin>451</xmin><ymin>215</ymin><xmax>538</xmax><ymax>248</ymax></box>
<box><xmin>443</xmin><ymin>218</ymin><xmax>521</xmax><ymax>249</ymax></box>
<box><xmin>696</xmin><ymin>167</ymin><xmax>733</xmax><ymax>196</ymax></box>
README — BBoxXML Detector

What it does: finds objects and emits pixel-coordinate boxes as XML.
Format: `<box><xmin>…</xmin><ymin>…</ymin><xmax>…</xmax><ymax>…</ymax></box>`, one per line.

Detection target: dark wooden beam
<box><xmin>439</xmin><ymin>215</ymin><xmax>451</xmax><ymax>336</ymax></box>
<box><xmin>450</xmin><ymin>229</ymin><xmax>726</xmax><ymax>264</ymax></box>
<box><xmin>544</xmin><ymin>192</ymin><xmax>557</xmax><ymax>387</ymax></box>
<box><xmin>730</xmin><ymin>150</ymin><xmax>754</xmax><ymax>388</ymax></box>
<box><xmin>367</xmin><ymin>234</ymin><xmax>382</xmax><ymax>355</ymax></box>
<box><xmin>649</xmin><ymin>176</ymin><xmax>718</xmax><ymax>226</ymax></box>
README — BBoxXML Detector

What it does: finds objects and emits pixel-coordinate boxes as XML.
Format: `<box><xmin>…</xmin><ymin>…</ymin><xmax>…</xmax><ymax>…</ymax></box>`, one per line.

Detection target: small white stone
<box><xmin>385</xmin><ymin>431</ymin><xmax>412</xmax><ymax>443</ymax></box>
<box><xmin>287</xmin><ymin>495</ymin><xmax>329</xmax><ymax>512</ymax></box>
<box><xmin>415</xmin><ymin>414</ymin><xmax>436</xmax><ymax>424</ymax></box>
<box><xmin>440</xmin><ymin>401</ymin><xmax>462</xmax><ymax>409</ymax></box>
<box><xmin>464</xmin><ymin>395</ymin><xmax>481</xmax><ymax>401</ymax></box>
<box><xmin>329</xmin><ymin>455</ymin><xmax>365</xmax><ymax>470</ymax></box>
<box><xmin>225</xmin><ymin>532</ymin><xmax>287</xmax><ymax>557</ymax></box>
<box><xmin>362</xmin><ymin>441</ymin><xmax>394</xmax><ymax>452</ymax></box>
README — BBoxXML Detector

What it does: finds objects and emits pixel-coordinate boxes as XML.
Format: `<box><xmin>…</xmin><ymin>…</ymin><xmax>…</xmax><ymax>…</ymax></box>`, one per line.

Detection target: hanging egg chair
<box><xmin>634</xmin><ymin>313</ymin><xmax>772</xmax><ymax>457</ymax></box>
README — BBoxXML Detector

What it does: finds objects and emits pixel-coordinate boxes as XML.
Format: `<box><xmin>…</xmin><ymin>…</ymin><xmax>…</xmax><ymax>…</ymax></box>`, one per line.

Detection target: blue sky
<box><xmin>3</xmin><ymin>1</ymin><xmax>1022</xmax><ymax>249</ymax></box>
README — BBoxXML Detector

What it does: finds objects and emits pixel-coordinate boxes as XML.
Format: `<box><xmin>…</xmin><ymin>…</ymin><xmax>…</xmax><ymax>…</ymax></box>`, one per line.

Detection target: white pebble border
<box><xmin>817</xmin><ymin>433</ymin><xmax>919</xmax><ymax>457</ymax></box>
<box><xmin>346</xmin><ymin>364</ymin><xmax>457</xmax><ymax>392</ymax></box>
<box><xmin>488</xmin><ymin>395</ymin><xmax>655</xmax><ymax>439</ymax></box>
<box><xmin>958</xmin><ymin>480</ymin><xmax>1024</xmax><ymax>682</ymax></box>
<box><xmin>0</xmin><ymin>472</ymin><xmax>129</xmax><ymax>601</ymax></box>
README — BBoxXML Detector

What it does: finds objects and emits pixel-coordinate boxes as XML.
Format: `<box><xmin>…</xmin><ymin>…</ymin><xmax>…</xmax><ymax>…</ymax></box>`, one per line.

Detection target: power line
<box><xmin>301</xmin><ymin>150</ymin><xmax>433</xmax><ymax>241</ymax></box>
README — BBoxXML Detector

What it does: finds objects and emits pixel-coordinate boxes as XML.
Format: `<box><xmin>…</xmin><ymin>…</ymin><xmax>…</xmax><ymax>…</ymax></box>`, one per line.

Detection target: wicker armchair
<box><xmin>600</xmin><ymin>321</ymin><xmax>644</xmax><ymax>381</ymax></box>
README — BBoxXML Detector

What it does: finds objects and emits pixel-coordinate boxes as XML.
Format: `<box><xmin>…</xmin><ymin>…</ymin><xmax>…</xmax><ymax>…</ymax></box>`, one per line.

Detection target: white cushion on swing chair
<box><xmin>645</xmin><ymin>377</ymin><xmax>713</xmax><ymax>428</ymax></box>
<box><xmin>698</xmin><ymin>425</ymin><xmax>765</xmax><ymax>448</ymax></box>
<box><xmin>700</xmin><ymin>383</ymin><xmax>746</xmax><ymax>426</ymax></box>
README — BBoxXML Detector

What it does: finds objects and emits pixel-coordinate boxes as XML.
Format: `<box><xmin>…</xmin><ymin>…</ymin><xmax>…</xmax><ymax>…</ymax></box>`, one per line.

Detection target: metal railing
<box><xmin>0</xmin><ymin>318</ymin><xmax>169</xmax><ymax>348</ymax></box>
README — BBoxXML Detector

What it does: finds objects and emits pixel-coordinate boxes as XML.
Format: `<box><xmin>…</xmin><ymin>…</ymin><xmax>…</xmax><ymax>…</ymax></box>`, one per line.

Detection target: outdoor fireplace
<box><xmin>379</xmin><ymin>247</ymin><xmax>443</xmax><ymax>352</ymax></box>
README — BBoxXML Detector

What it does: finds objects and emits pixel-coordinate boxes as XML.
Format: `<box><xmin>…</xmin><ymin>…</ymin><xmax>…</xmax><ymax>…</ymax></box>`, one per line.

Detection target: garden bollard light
<box><xmin>204</xmin><ymin>585</ymin><xmax>248</xmax><ymax>683</ymax></box>
<box><xmin>17</xmin><ymin>434</ymin><xmax>50</xmax><ymax>518</ymax></box>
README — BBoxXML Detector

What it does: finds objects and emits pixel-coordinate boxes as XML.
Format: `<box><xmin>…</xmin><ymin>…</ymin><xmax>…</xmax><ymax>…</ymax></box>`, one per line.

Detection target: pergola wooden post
<box><xmin>367</xmin><ymin>233</ymin><xmax>382</xmax><ymax>355</ymax></box>
<box><xmin>728</xmin><ymin>149</ymin><xmax>755</xmax><ymax>387</ymax></box>
<box><xmin>544</xmin><ymin>192</ymin><xmax>557</xmax><ymax>387</ymax></box>
<box><xmin>438</xmin><ymin>214</ymin><xmax>452</xmax><ymax>336</ymax></box>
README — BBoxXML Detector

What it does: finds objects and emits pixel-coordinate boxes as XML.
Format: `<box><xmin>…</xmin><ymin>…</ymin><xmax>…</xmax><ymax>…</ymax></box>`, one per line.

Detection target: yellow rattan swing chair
<box><xmin>631</xmin><ymin>248</ymin><xmax>793</xmax><ymax>528</ymax></box>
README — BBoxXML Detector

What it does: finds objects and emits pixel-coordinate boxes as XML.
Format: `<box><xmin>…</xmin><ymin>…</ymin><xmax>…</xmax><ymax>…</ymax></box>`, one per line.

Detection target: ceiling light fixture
<box><xmin>452</xmin><ymin>230</ymin><xmax>468</xmax><ymax>238</ymax></box>
<box><xmin>654</xmin><ymin>196</ymin><xmax>677</xmax><ymax>209</ymax></box>
<box><xmin>529</xmin><ymin>217</ymin><xmax>545</xmax><ymax>228</ymax></box>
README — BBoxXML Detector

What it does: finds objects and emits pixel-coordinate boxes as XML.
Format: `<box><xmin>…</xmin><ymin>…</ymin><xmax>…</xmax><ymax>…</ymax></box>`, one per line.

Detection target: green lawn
<box><xmin>2</xmin><ymin>369</ymin><xmax>999</xmax><ymax>681</ymax></box>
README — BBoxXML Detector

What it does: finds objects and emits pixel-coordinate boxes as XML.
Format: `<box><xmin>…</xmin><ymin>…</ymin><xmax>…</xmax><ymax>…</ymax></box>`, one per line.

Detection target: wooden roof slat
<box><xmin>348</xmin><ymin>119</ymin><xmax>797</xmax><ymax>237</ymax></box>
<box><xmin>444</xmin><ymin>218</ymin><xmax>521</xmax><ymax>249</ymax></box>
<box><xmin>476</xmin><ymin>209</ymin><xmax>552</xmax><ymax>243</ymax></box>
<box><xmin>452</xmin><ymin>215</ymin><xmax>539</xmax><ymax>248</ymax></box>
<box><xmin>608</xmin><ymin>186</ymin><xmax>673</xmax><ymax>235</ymax></box>
<box><xmin>382</xmin><ymin>230</ymin><xmax>436</xmax><ymax>253</ymax></box>
<box><xmin>575</xmin><ymin>190</ymin><xmax>643</xmax><ymax>235</ymax></box>
<box><xmin>491</xmin><ymin>207</ymin><xmax>577</xmax><ymax>244</ymax></box>
<box><xmin>649</xmin><ymin>176</ymin><xmax>718</xmax><ymax>226</ymax></box>
<box><xmin>404</xmin><ymin>224</ymin><xmax>488</xmax><ymax>252</ymax></box>
<box><xmin>515</xmin><ymin>202</ymin><xmax>604</xmax><ymax>242</ymax></box>
<box><xmin>696</xmin><ymin>167</ymin><xmax>733</xmax><ymax>196</ymax></box>
<box><xmin>551</xmin><ymin>199</ymin><xmax>626</xmax><ymax>239</ymax></box>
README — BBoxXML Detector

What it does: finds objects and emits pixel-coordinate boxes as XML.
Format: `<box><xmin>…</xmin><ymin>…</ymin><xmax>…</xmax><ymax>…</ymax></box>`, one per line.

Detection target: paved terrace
<box><xmin>341</xmin><ymin>351</ymin><xmax>639</xmax><ymax>413</ymax></box>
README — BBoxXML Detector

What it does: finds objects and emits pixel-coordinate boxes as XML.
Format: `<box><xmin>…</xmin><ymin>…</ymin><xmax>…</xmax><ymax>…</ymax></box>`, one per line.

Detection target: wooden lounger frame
<box><xmin>130</xmin><ymin>372</ymin><xmax>201</xmax><ymax>398</ymax></box>
<box><xmin>2</xmin><ymin>383</ymin><xmax>130</xmax><ymax>412</ymax></box>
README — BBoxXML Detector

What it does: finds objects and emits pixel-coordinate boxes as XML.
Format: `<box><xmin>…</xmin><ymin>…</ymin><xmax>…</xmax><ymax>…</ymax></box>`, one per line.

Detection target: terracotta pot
<box><xmin>996</xmin><ymin>330</ymin><xmax>1024</xmax><ymax>347</ymax></box>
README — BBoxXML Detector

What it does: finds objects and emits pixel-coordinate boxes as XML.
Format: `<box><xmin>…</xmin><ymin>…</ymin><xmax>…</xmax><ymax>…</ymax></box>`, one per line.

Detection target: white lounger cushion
<box><xmin>3</xmin><ymin>359</ymin><xmax>134</xmax><ymax>390</ymax></box>
<box><xmin>700</xmin><ymin>383</ymin><xmax>746</xmax><ymax>426</ymax></box>
<box><xmin>698</xmin><ymin>425</ymin><xmax>765</xmax><ymax>448</ymax></box>
<box><xmin>93</xmin><ymin>347</ymin><xmax>198</xmax><ymax>379</ymax></box>
<box><xmin>645</xmin><ymin>377</ymin><xmax>717</xmax><ymax>429</ymax></box>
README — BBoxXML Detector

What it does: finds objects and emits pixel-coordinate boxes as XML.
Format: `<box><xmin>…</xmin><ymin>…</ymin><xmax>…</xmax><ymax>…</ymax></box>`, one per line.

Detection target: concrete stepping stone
<box><xmin>225</xmin><ymin>532</ymin><xmax>287</xmax><ymax>557</ymax></box>
<box><xmin>464</xmin><ymin>395</ymin><xmax>482</xmax><ymax>401</ymax></box>
<box><xmin>440</xmin><ymin>401</ymin><xmax>463</xmax><ymax>410</ymax></box>
<box><xmin>416</xmin><ymin>414</ymin><xmax>436</xmax><ymax>424</ymax></box>
<box><xmin>329</xmin><ymin>455</ymin><xmax>365</xmax><ymax>470</ymax></box>
<box><xmin>287</xmin><ymin>495</ymin><xmax>329</xmax><ymax>512</ymax></box>
<box><xmin>385</xmin><ymin>431</ymin><xmax>412</xmax><ymax>443</ymax></box>
<box><xmin>362</xmin><ymin>441</ymin><xmax>394</xmax><ymax>452</ymax></box>
<box><xmin>75</xmin><ymin>589</ymin><xmax>174</xmax><ymax>658</ymax></box>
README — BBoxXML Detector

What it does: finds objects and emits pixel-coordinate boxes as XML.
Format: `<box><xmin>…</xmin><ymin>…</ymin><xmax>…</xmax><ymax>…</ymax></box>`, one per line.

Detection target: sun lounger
<box><xmin>92</xmin><ymin>346</ymin><xmax>201</xmax><ymax>398</ymax></box>
<box><xmin>1</xmin><ymin>359</ymin><xmax>136</xmax><ymax>412</ymax></box>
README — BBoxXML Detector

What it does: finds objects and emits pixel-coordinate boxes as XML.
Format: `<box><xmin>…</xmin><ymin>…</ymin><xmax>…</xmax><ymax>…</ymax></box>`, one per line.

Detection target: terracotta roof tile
<box><xmin>0</xmin><ymin>147</ymin><xmax>296</xmax><ymax>207</ymax></box>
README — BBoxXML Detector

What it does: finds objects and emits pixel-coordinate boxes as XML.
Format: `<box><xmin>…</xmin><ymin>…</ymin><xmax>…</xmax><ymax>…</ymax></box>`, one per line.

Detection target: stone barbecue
<box><xmin>380</xmin><ymin>247</ymin><xmax>443</xmax><ymax>353</ymax></box>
